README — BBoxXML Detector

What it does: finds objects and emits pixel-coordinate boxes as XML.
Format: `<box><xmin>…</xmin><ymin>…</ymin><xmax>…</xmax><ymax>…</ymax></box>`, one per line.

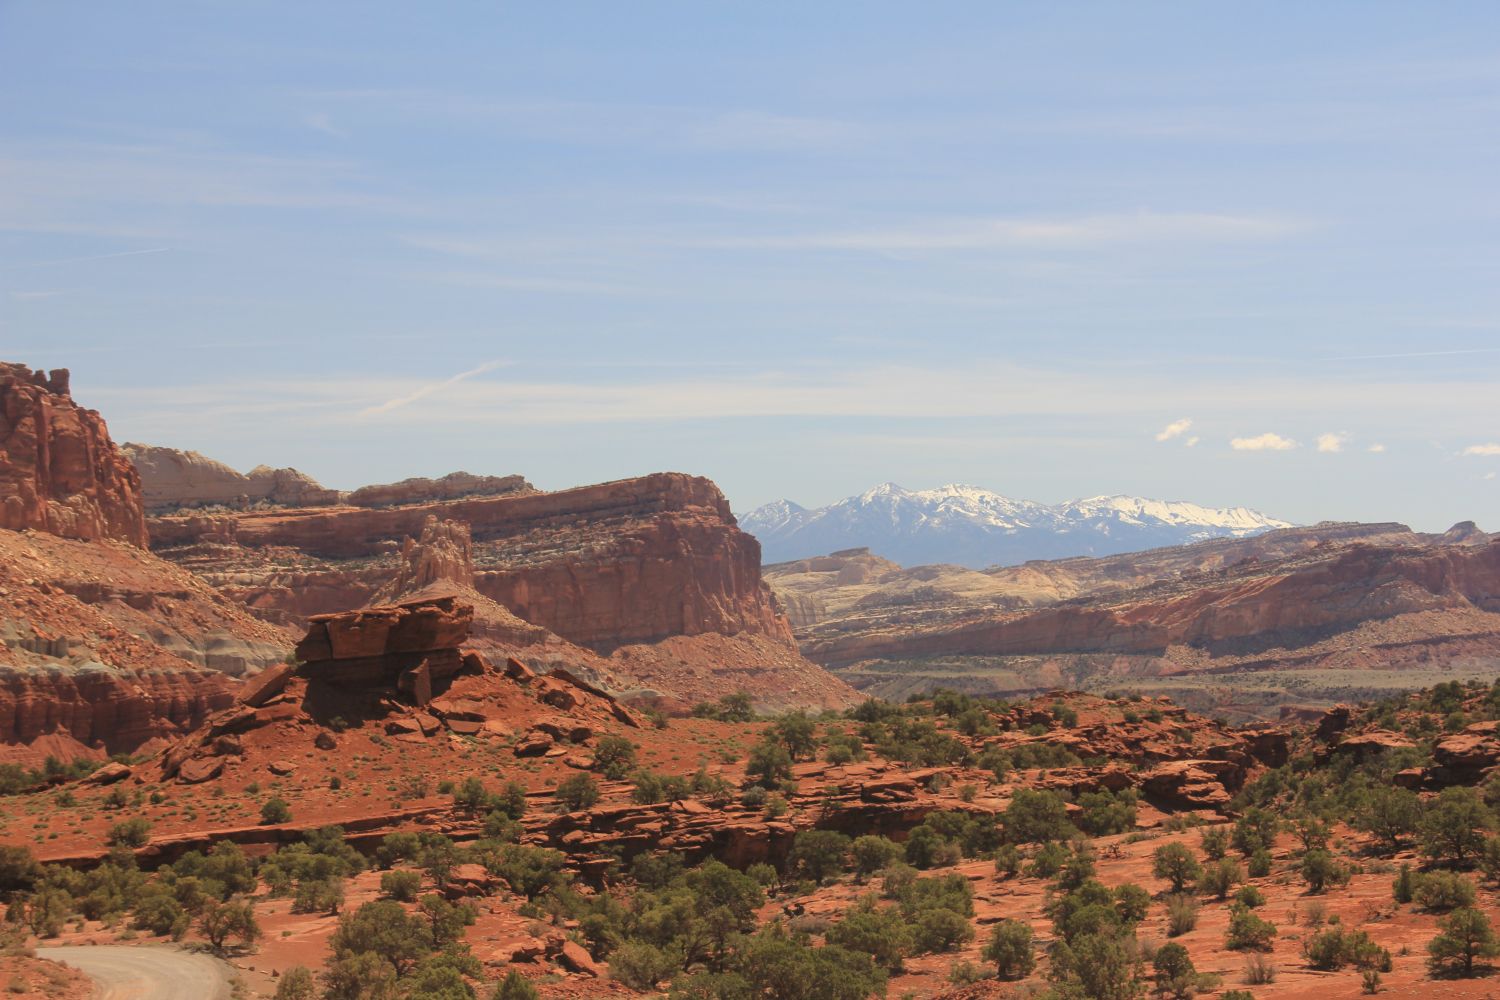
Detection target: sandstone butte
<box><xmin>0</xmin><ymin>364</ymin><xmax>147</xmax><ymax>547</ymax></box>
<box><xmin>142</xmin><ymin>467</ymin><xmax>855</xmax><ymax>712</ymax></box>
<box><xmin>0</xmin><ymin>360</ymin><xmax>854</xmax><ymax>767</ymax></box>
<box><xmin>0</xmin><ymin>367</ymin><xmax>291</xmax><ymax>765</ymax></box>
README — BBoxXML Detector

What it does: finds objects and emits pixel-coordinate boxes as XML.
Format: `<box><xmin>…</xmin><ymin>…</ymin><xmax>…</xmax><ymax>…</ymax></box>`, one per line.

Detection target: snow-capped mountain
<box><xmin>738</xmin><ymin>483</ymin><xmax>1293</xmax><ymax>569</ymax></box>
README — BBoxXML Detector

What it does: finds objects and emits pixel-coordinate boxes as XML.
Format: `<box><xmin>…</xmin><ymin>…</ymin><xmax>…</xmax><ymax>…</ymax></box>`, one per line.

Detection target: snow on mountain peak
<box><xmin>740</xmin><ymin>484</ymin><xmax>1293</xmax><ymax>569</ymax></box>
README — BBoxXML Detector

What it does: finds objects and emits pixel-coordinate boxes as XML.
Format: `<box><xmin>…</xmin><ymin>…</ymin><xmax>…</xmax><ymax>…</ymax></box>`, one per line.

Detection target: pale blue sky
<box><xmin>2</xmin><ymin>3</ymin><xmax>1497</xmax><ymax>528</ymax></box>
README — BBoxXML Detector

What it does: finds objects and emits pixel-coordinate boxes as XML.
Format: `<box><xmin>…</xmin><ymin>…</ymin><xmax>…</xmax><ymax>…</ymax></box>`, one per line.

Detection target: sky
<box><xmin>1</xmin><ymin>2</ymin><xmax>1497</xmax><ymax>530</ymax></box>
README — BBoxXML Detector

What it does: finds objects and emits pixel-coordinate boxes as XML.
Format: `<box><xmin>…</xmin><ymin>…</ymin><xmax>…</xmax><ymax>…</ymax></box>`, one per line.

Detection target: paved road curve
<box><xmin>36</xmin><ymin>945</ymin><xmax>234</xmax><ymax>1000</ymax></box>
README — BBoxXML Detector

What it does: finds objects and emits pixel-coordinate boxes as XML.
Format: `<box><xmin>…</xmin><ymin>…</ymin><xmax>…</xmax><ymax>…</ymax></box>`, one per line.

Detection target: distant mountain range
<box><xmin>738</xmin><ymin>483</ymin><xmax>1293</xmax><ymax>568</ymax></box>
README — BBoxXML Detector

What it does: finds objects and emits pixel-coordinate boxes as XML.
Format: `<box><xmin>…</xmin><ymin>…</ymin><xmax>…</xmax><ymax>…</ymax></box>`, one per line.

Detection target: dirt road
<box><xmin>36</xmin><ymin>945</ymin><xmax>234</xmax><ymax>1000</ymax></box>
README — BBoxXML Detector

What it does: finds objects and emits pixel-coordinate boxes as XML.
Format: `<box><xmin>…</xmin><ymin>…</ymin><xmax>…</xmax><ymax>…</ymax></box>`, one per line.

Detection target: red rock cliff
<box><xmin>150</xmin><ymin>473</ymin><xmax>795</xmax><ymax>653</ymax></box>
<box><xmin>0</xmin><ymin>364</ymin><xmax>148</xmax><ymax>547</ymax></box>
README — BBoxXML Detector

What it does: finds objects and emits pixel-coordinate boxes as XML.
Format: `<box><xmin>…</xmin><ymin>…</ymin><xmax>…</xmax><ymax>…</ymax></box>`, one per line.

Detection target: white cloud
<box><xmin>1231</xmin><ymin>433</ymin><xmax>1298</xmax><ymax>452</ymax></box>
<box><xmin>1186</xmin><ymin>436</ymin><xmax>1200</xmax><ymax>447</ymax></box>
<box><xmin>1316</xmin><ymin>432</ymin><xmax>1349</xmax><ymax>453</ymax></box>
<box><xmin>1367</xmin><ymin>443</ymin><xmax>1387</xmax><ymax>453</ymax></box>
<box><xmin>1487</xmin><ymin>472</ymin><xmax>1497</xmax><ymax>481</ymax></box>
<box><xmin>1155</xmin><ymin>417</ymin><xmax>1193</xmax><ymax>442</ymax></box>
<box><xmin>1462</xmin><ymin>443</ymin><xmax>1500</xmax><ymax>456</ymax></box>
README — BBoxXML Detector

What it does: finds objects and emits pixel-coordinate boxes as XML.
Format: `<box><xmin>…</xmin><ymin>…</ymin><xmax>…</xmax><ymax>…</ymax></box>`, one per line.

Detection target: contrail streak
<box><xmin>0</xmin><ymin>247</ymin><xmax>169</xmax><ymax>272</ymax></box>
<box><xmin>358</xmin><ymin>360</ymin><xmax>504</xmax><ymax>417</ymax></box>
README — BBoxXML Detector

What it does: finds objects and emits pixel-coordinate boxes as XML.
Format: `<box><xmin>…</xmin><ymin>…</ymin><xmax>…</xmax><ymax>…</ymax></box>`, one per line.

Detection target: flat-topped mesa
<box><xmin>122</xmin><ymin>443</ymin><xmax>340</xmax><ymax>512</ymax></box>
<box><xmin>150</xmin><ymin>472</ymin><xmax>794</xmax><ymax>652</ymax></box>
<box><xmin>0</xmin><ymin>363</ymin><xmax>148</xmax><ymax>547</ymax></box>
<box><xmin>294</xmin><ymin>595</ymin><xmax>473</xmax><ymax>691</ymax></box>
<box><xmin>346</xmin><ymin>471</ymin><xmax>534</xmax><ymax>508</ymax></box>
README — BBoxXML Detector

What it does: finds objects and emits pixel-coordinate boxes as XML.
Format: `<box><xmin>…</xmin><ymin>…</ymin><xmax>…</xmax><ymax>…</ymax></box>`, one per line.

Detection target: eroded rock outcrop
<box><xmin>151</xmin><ymin>473</ymin><xmax>798</xmax><ymax>654</ymax></box>
<box><xmin>0</xmin><ymin>364</ymin><xmax>147</xmax><ymax>546</ymax></box>
<box><xmin>346</xmin><ymin>471</ymin><xmax>533</xmax><ymax>508</ymax></box>
<box><xmin>123</xmin><ymin>443</ymin><xmax>339</xmax><ymax>512</ymax></box>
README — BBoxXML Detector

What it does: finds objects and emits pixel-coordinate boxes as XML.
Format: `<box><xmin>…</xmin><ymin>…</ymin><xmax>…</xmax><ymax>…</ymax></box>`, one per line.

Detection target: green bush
<box><xmin>1225</xmin><ymin>903</ymin><xmax>1276</xmax><ymax>952</ymax></box>
<box><xmin>983</xmin><ymin>919</ymin><xmax>1034</xmax><ymax>980</ymax></box>
<box><xmin>1414</xmin><ymin>870</ymin><xmax>1477</xmax><ymax>912</ymax></box>
<box><xmin>1428</xmin><ymin>906</ymin><xmax>1500</xmax><ymax>976</ymax></box>
<box><xmin>379</xmin><ymin>870</ymin><xmax>422</xmax><ymax>902</ymax></box>
<box><xmin>259</xmin><ymin>797</ymin><xmax>292</xmax><ymax>825</ymax></box>
<box><xmin>1152</xmin><ymin>843</ymin><xmax>1202</xmax><ymax>893</ymax></box>
<box><xmin>106</xmin><ymin>817</ymin><xmax>151</xmax><ymax>848</ymax></box>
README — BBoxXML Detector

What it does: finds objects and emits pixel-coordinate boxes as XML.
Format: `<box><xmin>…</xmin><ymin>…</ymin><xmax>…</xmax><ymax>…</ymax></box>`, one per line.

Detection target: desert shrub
<box><xmin>1246</xmin><ymin>849</ymin><xmax>1272</xmax><ymax>878</ymax></box>
<box><xmin>1302</xmin><ymin>927</ymin><xmax>1391</xmax><ymax>973</ymax></box>
<box><xmin>1428</xmin><ymin>906</ymin><xmax>1500</xmax><ymax>977</ymax></box>
<box><xmin>826</xmin><ymin>901</ymin><xmax>913</xmax><ymax>971</ymax></box>
<box><xmin>1003</xmin><ymin>789</ymin><xmax>1075</xmax><ymax>844</ymax></box>
<box><xmin>1242</xmin><ymin>952</ymin><xmax>1277</xmax><ymax>985</ymax></box>
<box><xmin>1025</xmin><ymin>841</ymin><xmax>1069</xmax><ymax>879</ymax></box>
<box><xmin>1393</xmin><ymin>862</ymin><xmax>1416</xmax><ymax>903</ymax></box>
<box><xmin>788</xmin><ymin>830</ymin><xmax>852</xmax><ymax>884</ymax></box>
<box><xmin>1299</xmin><ymin>849</ymin><xmax>1348</xmax><ymax>893</ymax></box>
<box><xmin>1356</xmin><ymin>786</ymin><xmax>1421</xmax><ymax>850</ymax></box>
<box><xmin>983</xmin><ymin>919</ymin><xmax>1035</xmax><ymax>980</ymax></box>
<box><xmin>1152</xmin><ymin>843</ymin><xmax>1202</xmax><ymax>893</ymax></box>
<box><xmin>1199</xmin><ymin>827</ymin><xmax>1230</xmax><ymax>860</ymax></box>
<box><xmin>1198</xmin><ymin>858</ymin><xmax>1241</xmax><ymax>899</ymax></box>
<box><xmin>492</xmin><ymin>970</ymin><xmax>539</xmax><ymax>1000</ymax></box>
<box><xmin>1234</xmin><ymin>885</ymin><xmax>1265</xmax><ymax>909</ymax></box>
<box><xmin>850</xmin><ymin>836</ymin><xmax>903</xmax><ymax>881</ymax></box>
<box><xmin>1414</xmin><ymin>870</ymin><xmax>1477</xmax><ymax>912</ymax></box>
<box><xmin>259</xmin><ymin>797</ymin><xmax>291</xmax><ymax>825</ymax></box>
<box><xmin>1420</xmin><ymin>786</ymin><xmax>1493</xmax><ymax>867</ymax></box>
<box><xmin>911</xmin><ymin>906</ymin><xmax>975</xmax><ymax>953</ymax></box>
<box><xmin>745</xmin><ymin>740</ymin><xmax>793</xmax><ymax>788</ymax></box>
<box><xmin>1165</xmin><ymin>894</ymin><xmax>1198</xmax><ymax>937</ymax></box>
<box><xmin>380</xmin><ymin>870</ymin><xmax>422</xmax><ymax>902</ymax></box>
<box><xmin>1232</xmin><ymin>808</ymin><xmax>1280</xmax><ymax>857</ymax></box>
<box><xmin>554</xmin><ymin>773</ymin><xmax>600</xmax><ymax>812</ymax></box>
<box><xmin>274</xmin><ymin>966</ymin><xmax>315</xmax><ymax>1000</ymax></box>
<box><xmin>1153</xmin><ymin>942</ymin><xmax>1198</xmax><ymax>1000</ymax></box>
<box><xmin>105</xmin><ymin>817</ymin><xmax>152</xmax><ymax>848</ymax></box>
<box><xmin>1225</xmin><ymin>904</ymin><xmax>1276</xmax><ymax>952</ymax></box>
<box><xmin>1114</xmin><ymin>883</ymin><xmax>1151</xmax><ymax>925</ymax></box>
<box><xmin>291</xmin><ymin>876</ymin><xmax>343</xmax><ymax>915</ymax></box>
<box><xmin>993</xmin><ymin>844</ymin><xmax>1021</xmax><ymax>877</ymax></box>
<box><xmin>1077</xmin><ymin>788</ymin><xmax>1138</xmax><ymax>837</ymax></box>
<box><xmin>593</xmin><ymin>735</ymin><xmax>638</xmax><ymax>780</ymax></box>
<box><xmin>199</xmin><ymin>897</ymin><xmax>260</xmax><ymax>953</ymax></box>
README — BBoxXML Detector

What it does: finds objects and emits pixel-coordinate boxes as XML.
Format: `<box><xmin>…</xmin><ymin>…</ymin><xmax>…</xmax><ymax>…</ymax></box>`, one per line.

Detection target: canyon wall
<box><xmin>805</xmin><ymin>540</ymin><xmax>1500</xmax><ymax>668</ymax></box>
<box><xmin>150</xmin><ymin>473</ymin><xmax>794</xmax><ymax>652</ymax></box>
<box><xmin>0</xmin><ymin>365</ymin><xmax>147</xmax><ymax>547</ymax></box>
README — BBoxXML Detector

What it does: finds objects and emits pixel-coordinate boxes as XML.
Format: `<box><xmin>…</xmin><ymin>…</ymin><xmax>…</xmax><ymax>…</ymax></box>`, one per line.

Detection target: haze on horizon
<box><xmin>1</xmin><ymin>3</ymin><xmax>1497</xmax><ymax>532</ymax></box>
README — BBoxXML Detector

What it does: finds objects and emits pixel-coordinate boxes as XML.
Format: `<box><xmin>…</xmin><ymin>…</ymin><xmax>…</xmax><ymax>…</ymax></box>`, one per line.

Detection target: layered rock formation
<box><xmin>149</xmin><ymin>473</ymin><xmax>793</xmax><ymax>647</ymax></box>
<box><xmin>124</xmin><ymin>442</ymin><xmax>534</xmax><ymax>514</ymax></box>
<box><xmin>143</xmin><ymin>473</ymin><xmax>846</xmax><ymax>709</ymax></box>
<box><xmin>0</xmin><ymin>365</ymin><xmax>147</xmax><ymax>546</ymax></box>
<box><xmin>122</xmin><ymin>443</ymin><xmax>339</xmax><ymax>512</ymax></box>
<box><xmin>0</xmin><ymin>364</ymin><xmax>292</xmax><ymax>763</ymax></box>
<box><xmin>346</xmin><ymin>471</ymin><xmax>533</xmax><ymax>508</ymax></box>
<box><xmin>793</xmin><ymin>528</ymin><xmax>1500</xmax><ymax>719</ymax></box>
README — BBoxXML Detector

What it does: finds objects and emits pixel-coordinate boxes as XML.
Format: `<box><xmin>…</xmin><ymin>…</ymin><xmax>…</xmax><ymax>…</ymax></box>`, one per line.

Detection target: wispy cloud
<box><xmin>1462</xmin><ymin>443</ymin><xmax>1500</xmax><ymax>456</ymax></box>
<box><xmin>0</xmin><ymin>247</ymin><xmax>167</xmax><ymax>272</ymax></box>
<box><xmin>302</xmin><ymin>112</ymin><xmax>348</xmax><ymax>139</ymax></box>
<box><xmin>708</xmin><ymin>211</ymin><xmax>1303</xmax><ymax>254</ymax></box>
<box><xmin>1316</xmin><ymin>432</ymin><xmax>1349</xmax><ymax>453</ymax></box>
<box><xmin>1367</xmin><ymin>443</ymin><xmax>1387</xmax><ymax>453</ymax></box>
<box><xmin>1185</xmin><ymin>436</ymin><xmax>1200</xmax><ymax>447</ymax></box>
<box><xmin>1231</xmin><ymin>433</ymin><xmax>1298</xmax><ymax>452</ymax></box>
<box><xmin>1155</xmin><ymin>417</ymin><xmax>1193</xmax><ymax>442</ymax></box>
<box><xmin>356</xmin><ymin>360</ymin><xmax>505</xmax><ymax>418</ymax></box>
